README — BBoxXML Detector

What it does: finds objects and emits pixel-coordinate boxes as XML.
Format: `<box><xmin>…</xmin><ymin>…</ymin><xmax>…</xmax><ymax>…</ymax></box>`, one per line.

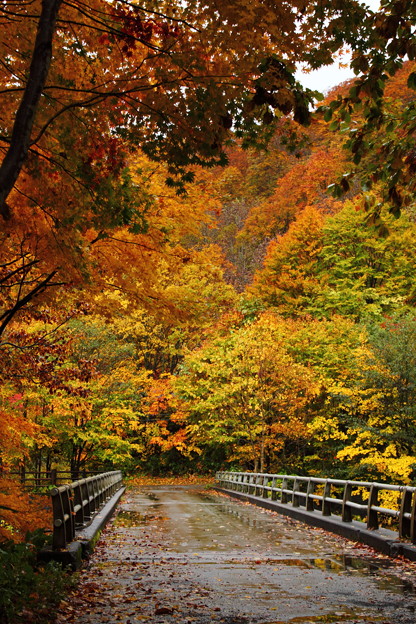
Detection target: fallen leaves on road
<box><xmin>127</xmin><ymin>475</ymin><xmax>216</xmax><ymax>487</ymax></box>
<box><xmin>55</xmin><ymin>484</ymin><xmax>416</xmax><ymax>624</ymax></box>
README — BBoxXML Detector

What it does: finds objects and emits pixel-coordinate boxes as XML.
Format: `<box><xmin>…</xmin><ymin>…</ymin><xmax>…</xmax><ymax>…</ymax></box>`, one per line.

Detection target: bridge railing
<box><xmin>50</xmin><ymin>470</ymin><xmax>123</xmax><ymax>549</ymax></box>
<box><xmin>216</xmin><ymin>471</ymin><xmax>416</xmax><ymax>543</ymax></box>
<box><xmin>8</xmin><ymin>468</ymin><xmax>104</xmax><ymax>486</ymax></box>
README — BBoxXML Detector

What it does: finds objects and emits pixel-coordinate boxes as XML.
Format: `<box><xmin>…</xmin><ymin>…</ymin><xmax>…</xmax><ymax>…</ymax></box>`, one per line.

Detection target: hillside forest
<box><xmin>1</xmin><ymin>0</ymin><xmax>416</xmax><ymax>544</ymax></box>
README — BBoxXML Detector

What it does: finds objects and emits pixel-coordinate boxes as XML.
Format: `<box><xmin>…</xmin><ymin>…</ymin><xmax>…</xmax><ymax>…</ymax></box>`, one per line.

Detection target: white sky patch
<box><xmin>295</xmin><ymin>0</ymin><xmax>381</xmax><ymax>93</ymax></box>
<box><xmin>295</xmin><ymin>62</ymin><xmax>356</xmax><ymax>94</ymax></box>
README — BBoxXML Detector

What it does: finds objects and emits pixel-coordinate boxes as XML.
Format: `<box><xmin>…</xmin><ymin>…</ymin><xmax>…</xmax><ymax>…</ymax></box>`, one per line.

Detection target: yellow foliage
<box><xmin>337</xmin><ymin>437</ymin><xmax>416</xmax><ymax>486</ymax></box>
<box><xmin>307</xmin><ymin>416</ymin><xmax>348</xmax><ymax>442</ymax></box>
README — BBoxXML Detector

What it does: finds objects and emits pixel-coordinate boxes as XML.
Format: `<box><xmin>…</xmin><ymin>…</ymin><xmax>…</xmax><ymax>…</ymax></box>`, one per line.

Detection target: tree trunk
<box><xmin>0</xmin><ymin>0</ymin><xmax>62</xmax><ymax>218</ymax></box>
<box><xmin>260</xmin><ymin>436</ymin><xmax>265</xmax><ymax>473</ymax></box>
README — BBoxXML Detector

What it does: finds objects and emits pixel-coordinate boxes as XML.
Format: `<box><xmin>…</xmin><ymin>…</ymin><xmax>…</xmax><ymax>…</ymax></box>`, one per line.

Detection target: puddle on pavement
<box><xmin>113</xmin><ymin>510</ymin><xmax>168</xmax><ymax>527</ymax></box>
<box><xmin>268</xmin><ymin>614</ymin><xmax>387</xmax><ymax>624</ymax></box>
<box><xmin>228</xmin><ymin>555</ymin><xmax>414</xmax><ymax>595</ymax></box>
<box><xmin>146</xmin><ymin>492</ymin><xmax>160</xmax><ymax>501</ymax></box>
<box><xmin>170</xmin><ymin>555</ymin><xmax>411</xmax><ymax>599</ymax></box>
<box><xmin>337</xmin><ymin>554</ymin><xmax>414</xmax><ymax>593</ymax></box>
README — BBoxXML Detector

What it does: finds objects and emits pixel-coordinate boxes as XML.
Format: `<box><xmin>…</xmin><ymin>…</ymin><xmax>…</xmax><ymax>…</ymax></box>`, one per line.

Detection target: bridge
<box><xmin>50</xmin><ymin>473</ymin><xmax>416</xmax><ymax>624</ymax></box>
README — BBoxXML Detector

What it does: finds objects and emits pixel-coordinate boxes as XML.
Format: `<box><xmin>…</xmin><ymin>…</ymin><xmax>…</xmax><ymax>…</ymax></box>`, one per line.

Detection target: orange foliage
<box><xmin>225</xmin><ymin>146</ymin><xmax>250</xmax><ymax>176</ymax></box>
<box><xmin>128</xmin><ymin>475</ymin><xmax>216</xmax><ymax>486</ymax></box>
<box><xmin>141</xmin><ymin>376</ymin><xmax>195</xmax><ymax>456</ymax></box>
<box><xmin>239</xmin><ymin>147</ymin><xmax>346</xmax><ymax>243</ymax></box>
<box><xmin>0</xmin><ymin>393</ymin><xmax>52</xmax><ymax>542</ymax></box>
<box><xmin>384</xmin><ymin>60</ymin><xmax>416</xmax><ymax>102</ymax></box>
<box><xmin>322</xmin><ymin>60</ymin><xmax>416</xmax><ymax>105</ymax></box>
<box><xmin>0</xmin><ymin>477</ymin><xmax>51</xmax><ymax>543</ymax></box>
<box><xmin>0</xmin><ymin>390</ymin><xmax>40</xmax><ymax>464</ymax></box>
<box><xmin>250</xmin><ymin>204</ymin><xmax>325</xmax><ymax>315</ymax></box>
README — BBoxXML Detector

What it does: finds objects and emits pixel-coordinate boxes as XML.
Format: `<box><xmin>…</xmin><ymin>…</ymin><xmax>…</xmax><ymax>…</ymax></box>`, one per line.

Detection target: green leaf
<box><xmin>340</xmin><ymin>177</ymin><xmax>350</xmax><ymax>192</ymax></box>
<box><xmin>341</xmin><ymin>110</ymin><xmax>351</xmax><ymax>124</ymax></box>
<box><xmin>324</xmin><ymin>108</ymin><xmax>333</xmax><ymax>122</ymax></box>
<box><xmin>407</xmin><ymin>72</ymin><xmax>416</xmax><ymax>90</ymax></box>
<box><xmin>328</xmin><ymin>183</ymin><xmax>342</xmax><ymax>198</ymax></box>
<box><xmin>313</xmin><ymin>90</ymin><xmax>324</xmax><ymax>102</ymax></box>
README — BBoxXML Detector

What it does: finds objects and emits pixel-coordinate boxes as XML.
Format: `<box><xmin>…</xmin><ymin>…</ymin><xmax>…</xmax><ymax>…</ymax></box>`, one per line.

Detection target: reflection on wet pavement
<box><xmin>63</xmin><ymin>485</ymin><xmax>416</xmax><ymax>624</ymax></box>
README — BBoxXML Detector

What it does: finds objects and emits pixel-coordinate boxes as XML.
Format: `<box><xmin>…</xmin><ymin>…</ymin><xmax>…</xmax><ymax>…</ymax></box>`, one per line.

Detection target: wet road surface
<box><xmin>61</xmin><ymin>484</ymin><xmax>416</xmax><ymax>624</ymax></box>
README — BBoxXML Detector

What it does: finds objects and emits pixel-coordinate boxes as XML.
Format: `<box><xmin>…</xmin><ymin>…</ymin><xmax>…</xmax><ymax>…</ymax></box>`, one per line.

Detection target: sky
<box><xmin>295</xmin><ymin>62</ymin><xmax>357</xmax><ymax>94</ymax></box>
<box><xmin>295</xmin><ymin>0</ymin><xmax>381</xmax><ymax>93</ymax></box>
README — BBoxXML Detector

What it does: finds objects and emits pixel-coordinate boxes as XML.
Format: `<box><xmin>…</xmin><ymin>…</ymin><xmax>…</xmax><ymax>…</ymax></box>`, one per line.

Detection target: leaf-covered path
<box><xmin>58</xmin><ymin>484</ymin><xmax>416</xmax><ymax>624</ymax></box>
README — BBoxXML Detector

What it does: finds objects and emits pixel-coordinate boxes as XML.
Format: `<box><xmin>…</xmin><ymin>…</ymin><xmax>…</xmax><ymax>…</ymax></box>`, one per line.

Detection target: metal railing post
<box><xmin>262</xmin><ymin>475</ymin><xmax>269</xmax><ymax>498</ymax></box>
<box><xmin>411</xmin><ymin>491</ymin><xmax>416</xmax><ymax>544</ymax></box>
<box><xmin>73</xmin><ymin>480</ymin><xmax>85</xmax><ymax>526</ymax></box>
<box><xmin>322</xmin><ymin>480</ymin><xmax>332</xmax><ymax>516</ymax></box>
<box><xmin>306</xmin><ymin>479</ymin><xmax>315</xmax><ymax>511</ymax></box>
<box><xmin>342</xmin><ymin>482</ymin><xmax>353</xmax><ymax>522</ymax></box>
<box><xmin>271</xmin><ymin>476</ymin><xmax>277</xmax><ymax>501</ymax></box>
<box><xmin>255</xmin><ymin>474</ymin><xmax>261</xmax><ymax>497</ymax></box>
<box><xmin>367</xmin><ymin>484</ymin><xmax>379</xmax><ymax>530</ymax></box>
<box><xmin>399</xmin><ymin>487</ymin><xmax>412</xmax><ymax>539</ymax></box>
<box><xmin>292</xmin><ymin>478</ymin><xmax>300</xmax><ymax>507</ymax></box>
<box><xmin>281</xmin><ymin>476</ymin><xmax>289</xmax><ymax>503</ymax></box>
<box><xmin>51</xmin><ymin>488</ymin><xmax>66</xmax><ymax>549</ymax></box>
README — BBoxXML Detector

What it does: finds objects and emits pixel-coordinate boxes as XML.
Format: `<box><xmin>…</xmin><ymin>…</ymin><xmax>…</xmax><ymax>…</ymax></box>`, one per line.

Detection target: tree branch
<box><xmin>0</xmin><ymin>269</ymin><xmax>61</xmax><ymax>338</ymax></box>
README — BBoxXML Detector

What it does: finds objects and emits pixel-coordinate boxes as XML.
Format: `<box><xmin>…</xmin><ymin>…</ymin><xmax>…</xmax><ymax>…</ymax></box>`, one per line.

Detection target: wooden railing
<box><xmin>216</xmin><ymin>471</ymin><xmax>416</xmax><ymax>543</ymax></box>
<box><xmin>50</xmin><ymin>470</ymin><xmax>123</xmax><ymax>549</ymax></box>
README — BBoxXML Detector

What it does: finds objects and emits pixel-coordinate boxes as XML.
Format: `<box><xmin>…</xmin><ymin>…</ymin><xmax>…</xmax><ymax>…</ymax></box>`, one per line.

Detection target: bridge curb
<box><xmin>39</xmin><ymin>486</ymin><xmax>126</xmax><ymax>569</ymax></box>
<box><xmin>215</xmin><ymin>487</ymin><xmax>416</xmax><ymax>562</ymax></box>
<box><xmin>76</xmin><ymin>485</ymin><xmax>126</xmax><ymax>555</ymax></box>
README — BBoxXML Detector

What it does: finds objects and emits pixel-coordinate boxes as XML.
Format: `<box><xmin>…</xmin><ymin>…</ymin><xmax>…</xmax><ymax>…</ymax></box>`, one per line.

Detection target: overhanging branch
<box><xmin>0</xmin><ymin>269</ymin><xmax>62</xmax><ymax>338</ymax></box>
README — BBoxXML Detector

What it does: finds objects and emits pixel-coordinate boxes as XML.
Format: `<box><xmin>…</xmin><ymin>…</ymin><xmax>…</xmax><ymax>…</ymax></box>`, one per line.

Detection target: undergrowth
<box><xmin>0</xmin><ymin>530</ymin><xmax>74</xmax><ymax>624</ymax></box>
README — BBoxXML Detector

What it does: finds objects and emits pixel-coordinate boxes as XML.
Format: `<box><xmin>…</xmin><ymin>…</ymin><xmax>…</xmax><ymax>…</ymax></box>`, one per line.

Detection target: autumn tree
<box><xmin>280</xmin><ymin>315</ymin><xmax>371</xmax><ymax>476</ymax></box>
<box><xmin>252</xmin><ymin>201</ymin><xmax>416</xmax><ymax>321</ymax></box>
<box><xmin>176</xmin><ymin>312</ymin><xmax>318</xmax><ymax>472</ymax></box>
<box><xmin>135</xmin><ymin>374</ymin><xmax>200</xmax><ymax>474</ymax></box>
<box><xmin>322</xmin><ymin>57</ymin><xmax>416</xmax><ymax>214</ymax></box>
<box><xmin>336</xmin><ymin>313</ymin><xmax>416</xmax><ymax>484</ymax></box>
<box><xmin>0</xmin><ymin>199</ymin><xmax>237</xmax><ymax>475</ymax></box>
<box><xmin>203</xmin><ymin>311</ymin><xmax>370</xmax><ymax>477</ymax></box>
<box><xmin>316</xmin><ymin>202</ymin><xmax>416</xmax><ymax>320</ymax></box>
<box><xmin>249</xmin><ymin>204</ymin><xmax>325</xmax><ymax>316</ymax></box>
<box><xmin>1</xmin><ymin>0</ymin><xmax>324</xmax><ymax>227</ymax></box>
<box><xmin>0</xmin><ymin>0</ymin><xmax>413</xmax><ymax>335</ymax></box>
<box><xmin>239</xmin><ymin>145</ymin><xmax>346</xmax><ymax>243</ymax></box>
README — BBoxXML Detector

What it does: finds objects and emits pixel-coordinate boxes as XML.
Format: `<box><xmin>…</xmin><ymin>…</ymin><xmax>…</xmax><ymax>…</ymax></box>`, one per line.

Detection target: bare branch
<box><xmin>0</xmin><ymin>269</ymin><xmax>61</xmax><ymax>338</ymax></box>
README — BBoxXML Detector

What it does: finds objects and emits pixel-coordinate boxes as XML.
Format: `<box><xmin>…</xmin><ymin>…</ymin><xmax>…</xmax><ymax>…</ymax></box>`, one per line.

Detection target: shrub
<box><xmin>0</xmin><ymin>530</ymin><xmax>73</xmax><ymax>624</ymax></box>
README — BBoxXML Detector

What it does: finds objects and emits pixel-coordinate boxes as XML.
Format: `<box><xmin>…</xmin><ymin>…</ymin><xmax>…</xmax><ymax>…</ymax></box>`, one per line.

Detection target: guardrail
<box><xmin>50</xmin><ymin>470</ymin><xmax>123</xmax><ymax>549</ymax></box>
<box><xmin>8</xmin><ymin>469</ymin><xmax>104</xmax><ymax>486</ymax></box>
<box><xmin>216</xmin><ymin>471</ymin><xmax>416</xmax><ymax>543</ymax></box>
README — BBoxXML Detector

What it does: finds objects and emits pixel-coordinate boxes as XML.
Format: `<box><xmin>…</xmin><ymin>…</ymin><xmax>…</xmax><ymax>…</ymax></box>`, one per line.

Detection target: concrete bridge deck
<box><xmin>59</xmin><ymin>484</ymin><xmax>416</xmax><ymax>624</ymax></box>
